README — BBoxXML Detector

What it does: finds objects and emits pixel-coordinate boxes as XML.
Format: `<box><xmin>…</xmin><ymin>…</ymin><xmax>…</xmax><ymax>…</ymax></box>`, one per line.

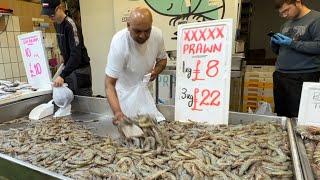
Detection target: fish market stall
<box><xmin>0</xmin><ymin>30</ymin><xmax>54</xmax><ymax>107</ymax></box>
<box><xmin>0</xmin><ymin>95</ymin><xmax>303</xmax><ymax>179</ymax></box>
<box><xmin>0</xmin><ymin>80</ymin><xmax>51</xmax><ymax>107</ymax></box>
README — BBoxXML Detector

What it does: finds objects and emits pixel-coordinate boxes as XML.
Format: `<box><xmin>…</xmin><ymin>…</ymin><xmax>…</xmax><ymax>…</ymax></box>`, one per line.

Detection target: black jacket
<box><xmin>55</xmin><ymin>16</ymin><xmax>90</xmax><ymax>79</ymax></box>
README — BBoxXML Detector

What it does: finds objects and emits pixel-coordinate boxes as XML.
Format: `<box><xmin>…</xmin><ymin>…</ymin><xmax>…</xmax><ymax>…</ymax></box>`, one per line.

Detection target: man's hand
<box><xmin>150</xmin><ymin>69</ymin><xmax>159</xmax><ymax>81</ymax></box>
<box><xmin>272</xmin><ymin>33</ymin><xmax>292</xmax><ymax>45</ymax></box>
<box><xmin>113</xmin><ymin>111</ymin><xmax>126</xmax><ymax>125</ymax></box>
<box><xmin>150</xmin><ymin>59</ymin><xmax>167</xmax><ymax>81</ymax></box>
<box><xmin>53</xmin><ymin>76</ymin><xmax>64</xmax><ymax>87</ymax></box>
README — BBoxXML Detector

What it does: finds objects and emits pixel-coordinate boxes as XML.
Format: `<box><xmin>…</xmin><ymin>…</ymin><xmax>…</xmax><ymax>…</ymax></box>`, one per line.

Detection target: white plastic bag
<box><xmin>52</xmin><ymin>84</ymin><xmax>74</xmax><ymax>108</ymax></box>
<box><xmin>118</xmin><ymin>74</ymin><xmax>165</xmax><ymax>122</ymax></box>
<box><xmin>255</xmin><ymin>101</ymin><xmax>275</xmax><ymax>116</ymax></box>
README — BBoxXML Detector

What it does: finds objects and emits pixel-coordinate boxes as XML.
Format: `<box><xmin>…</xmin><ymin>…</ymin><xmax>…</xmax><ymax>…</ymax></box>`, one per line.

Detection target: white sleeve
<box><xmin>105</xmin><ymin>35</ymin><xmax>125</xmax><ymax>79</ymax></box>
<box><xmin>156</xmin><ymin>30</ymin><xmax>167</xmax><ymax>61</ymax></box>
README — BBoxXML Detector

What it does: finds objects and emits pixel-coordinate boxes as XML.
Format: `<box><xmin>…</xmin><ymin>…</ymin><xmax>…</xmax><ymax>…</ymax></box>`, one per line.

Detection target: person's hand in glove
<box><xmin>271</xmin><ymin>33</ymin><xmax>293</xmax><ymax>45</ymax></box>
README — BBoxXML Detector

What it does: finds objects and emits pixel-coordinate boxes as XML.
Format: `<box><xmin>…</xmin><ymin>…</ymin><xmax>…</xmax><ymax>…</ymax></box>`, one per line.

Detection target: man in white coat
<box><xmin>105</xmin><ymin>7</ymin><xmax>167</xmax><ymax>125</ymax></box>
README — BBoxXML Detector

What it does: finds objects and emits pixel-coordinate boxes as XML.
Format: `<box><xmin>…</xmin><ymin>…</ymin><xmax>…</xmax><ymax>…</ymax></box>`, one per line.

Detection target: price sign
<box><xmin>175</xmin><ymin>19</ymin><xmax>233</xmax><ymax>125</ymax></box>
<box><xmin>298</xmin><ymin>82</ymin><xmax>320</xmax><ymax>126</ymax></box>
<box><xmin>18</xmin><ymin>31</ymin><xmax>52</xmax><ymax>90</ymax></box>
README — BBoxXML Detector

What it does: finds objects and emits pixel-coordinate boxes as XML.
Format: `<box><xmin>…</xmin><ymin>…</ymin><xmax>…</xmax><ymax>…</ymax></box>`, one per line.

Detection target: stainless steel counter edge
<box><xmin>156</xmin><ymin>104</ymin><xmax>288</xmax><ymax>124</ymax></box>
<box><xmin>0</xmin><ymin>94</ymin><xmax>52</xmax><ymax>123</ymax></box>
<box><xmin>0</xmin><ymin>153</ymin><xmax>72</xmax><ymax>180</ymax></box>
<box><xmin>287</xmin><ymin>119</ymin><xmax>304</xmax><ymax>180</ymax></box>
<box><xmin>292</xmin><ymin>118</ymin><xmax>314</xmax><ymax>180</ymax></box>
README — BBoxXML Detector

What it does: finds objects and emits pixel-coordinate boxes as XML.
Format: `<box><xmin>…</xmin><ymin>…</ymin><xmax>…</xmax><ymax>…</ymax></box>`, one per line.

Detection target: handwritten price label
<box><xmin>181</xmin><ymin>26</ymin><xmax>223</xmax><ymax>110</ymax></box>
<box><xmin>313</xmin><ymin>91</ymin><xmax>320</xmax><ymax>109</ymax></box>
<box><xmin>18</xmin><ymin>31</ymin><xmax>52</xmax><ymax>89</ymax></box>
<box><xmin>29</xmin><ymin>62</ymin><xmax>42</xmax><ymax>78</ymax></box>
<box><xmin>175</xmin><ymin>20</ymin><xmax>233</xmax><ymax>124</ymax></box>
<box><xmin>24</xmin><ymin>47</ymin><xmax>43</xmax><ymax>78</ymax></box>
<box><xmin>25</xmin><ymin>48</ymin><xmax>31</xmax><ymax>57</ymax></box>
<box><xmin>181</xmin><ymin>88</ymin><xmax>221</xmax><ymax>111</ymax></box>
<box><xmin>298</xmin><ymin>83</ymin><xmax>320</xmax><ymax>126</ymax></box>
<box><xmin>184</xmin><ymin>59</ymin><xmax>220</xmax><ymax>81</ymax></box>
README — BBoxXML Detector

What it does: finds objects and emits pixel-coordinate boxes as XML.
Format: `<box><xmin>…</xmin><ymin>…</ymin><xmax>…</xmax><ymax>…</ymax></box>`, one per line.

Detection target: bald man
<box><xmin>105</xmin><ymin>7</ymin><xmax>167</xmax><ymax>124</ymax></box>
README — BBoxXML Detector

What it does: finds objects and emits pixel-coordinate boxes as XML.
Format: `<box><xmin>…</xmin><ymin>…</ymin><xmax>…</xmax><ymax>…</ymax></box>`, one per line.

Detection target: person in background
<box><xmin>41</xmin><ymin>0</ymin><xmax>92</xmax><ymax>96</ymax></box>
<box><xmin>271</xmin><ymin>0</ymin><xmax>320</xmax><ymax>118</ymax></box>
<box><xmin>105</xmin><ymin>7</ymin><xmax>167</xmax><ymax>124</ymax></box>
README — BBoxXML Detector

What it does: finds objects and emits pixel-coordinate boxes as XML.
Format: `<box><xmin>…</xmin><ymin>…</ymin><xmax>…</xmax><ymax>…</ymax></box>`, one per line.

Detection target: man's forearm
<box><xmin>106</xmin><ymin>88</ymin><xmax>122</xmax><ymax>115</ymax></box>
<box><xmin>105</xmin><ymin>78</ymin><xmax>122</xmax><ymax>115</ymax></box>
<box><xmin>154</xmin><ymin>59</ymin><xmax>167</xmax><ymax>74</ymax></box>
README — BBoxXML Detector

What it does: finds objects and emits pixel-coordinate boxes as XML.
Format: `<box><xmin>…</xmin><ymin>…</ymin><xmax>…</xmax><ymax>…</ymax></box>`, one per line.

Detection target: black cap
<box><xmin>41</xmin><ymin>0</ymin><xmax>61</xmax><ymax>16</ymax></box>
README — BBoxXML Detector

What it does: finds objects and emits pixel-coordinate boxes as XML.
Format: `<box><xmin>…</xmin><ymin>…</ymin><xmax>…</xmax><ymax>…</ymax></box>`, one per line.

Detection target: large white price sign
<box><xmin>18</xmin><ymin>31</ymin><xmax>52</xmax><ymax>90</ymax></box>
<box><xmin>175</xmin><ymin>19</ymin><xmax>233</xmax><ymax>125</ymax></box>
<box><xmin>298</xmin><ymin>82</ymin><xmax>320</xmax><ymax>126</ymax></box>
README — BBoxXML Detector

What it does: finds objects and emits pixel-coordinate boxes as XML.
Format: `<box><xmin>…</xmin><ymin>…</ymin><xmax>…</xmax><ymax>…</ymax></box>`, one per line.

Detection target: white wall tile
<box><xmin>1</xmin><ymin>48</ymin><xmax>10</xmax><ymax>63</ymax></box>
<box><xmin>51</xmin><ymin>33</ymin><xmax>57</xmax><ymax>39</ymax></box>
<box><xmin>0</xmin><ymin>64</ymin><xmax>5</xmax><ymax>79</ymax></box>
<box><xmin>14</xmin><ymin>32</ymin><xmax>21</xmax><ymax>47</ymax></box>
<box><xmin>12</xmin><ymin>16</ymin><xmax>20</xmax><ymax>32</ymax></box>
<box><xmin>19</xmin><ymin>62</ymin><xmax>26</xmax><ymax>77</ymax></box>
<box><xmin>0</xmin><ymin>48</ymin><xmax>3</xmax><ymax>63</ymax></box>
<box><xmin>46</xmin><ymin>33</ymin><xmax>51</xmax><ymax>42</ymax></box>
<box><xmin>21</xmin><ymin>76</ymin><xmax>27</xmax><ymax>82</ymax></box>
<box><xmin>0</xmin><ymin>32</ymin><xmax>8</xmax><ymax>47</ymax></box>
<box><xmin>6</xmin><ymin>78</ymin><xmax>13</xmax><ymax>82</ymax></box>
<box><xmin>4</xmin><ymin>63</ymin><xmax>13</xmax><ymax>78</ymax></box>
<box><xmin>5</xmin><ymin>16</ymin><xmax>14</xmax><ymax>32</ymax></box>
<box><xmin>9</xmin><ymin>48</ymin><xmax>17</xmax><ymax>62</ymax></box>
<box><xmin>11</xmin><ymin>62</ymin><xmax>20</xmax><ymax>78</ymax></box>
<box><xmin>14</xmin><ymin>77</ymin><xmax>21</xmax><ymax>82</ymax></box>
<box><xmin>7</xmin><ymin>32</ymin><xmax>16</xmax><ymax>47</ymax></box>
<box><xmin>17</xmin><ymin>48</ymin><xmax>23</xmax><ymax>62</ymax></box>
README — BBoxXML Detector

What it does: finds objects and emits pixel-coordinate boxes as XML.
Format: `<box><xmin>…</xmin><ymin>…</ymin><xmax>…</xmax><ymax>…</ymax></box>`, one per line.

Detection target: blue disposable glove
<box><xmin>271</xmin><ymin>33</ymin><xmax>292</xmax><ymax>45</ymax></box>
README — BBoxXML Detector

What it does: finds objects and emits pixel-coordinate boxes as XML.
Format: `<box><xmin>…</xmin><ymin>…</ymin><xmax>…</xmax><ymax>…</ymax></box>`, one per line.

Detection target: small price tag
<box><xmin>298</xmin><ymin>82</ymin><xmax>320</xmax><ymax>126</ymax></box>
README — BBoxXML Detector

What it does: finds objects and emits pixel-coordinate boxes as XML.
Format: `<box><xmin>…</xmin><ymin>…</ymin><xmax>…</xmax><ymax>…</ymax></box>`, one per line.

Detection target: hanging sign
<box><xmin>175</xmin><ymin>19</ymin><xmax>233</xmax><ymax>125</ymax></box>
<box><xmin>298</xmin><ymin>82</ymin><xmax>320</xmax><ymax>126</ymax></box>
<box><xmin>18</xmin><ymin>31</ymin><xmax>52</xmax><ymax>90</ymax></box>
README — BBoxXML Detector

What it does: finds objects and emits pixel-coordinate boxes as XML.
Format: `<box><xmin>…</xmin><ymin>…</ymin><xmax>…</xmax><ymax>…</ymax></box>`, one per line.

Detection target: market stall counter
<box><xmin>0</xmin><ymin>95</ymin><xmax>303</xmax><ymax>179</ymax></box>
<box><xmin>0</xmin><ymin>80</ymin><xmax>52</xmax><ymax>107</ymax></box>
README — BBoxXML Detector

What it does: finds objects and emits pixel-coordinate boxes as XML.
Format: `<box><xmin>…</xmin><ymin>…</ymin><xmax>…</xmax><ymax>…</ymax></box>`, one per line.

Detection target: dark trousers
<box><xmin>273</xmin><ymin>71</ymin><xmax>320</xmax><ymax>118</ymax></box>
<box><xmin>65</xmin><ymin>65</ymin><xmax>93</xmax><ymax>96</ymax></box>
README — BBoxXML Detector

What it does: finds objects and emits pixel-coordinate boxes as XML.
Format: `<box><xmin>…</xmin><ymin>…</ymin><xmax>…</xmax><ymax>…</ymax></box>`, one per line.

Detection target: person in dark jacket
<box><xmin>41</xmin><ymin>0</ymin><xmax>92</xmax><ymax>96</ymax></box>
<box><xmin>271</xmin><ymin>0</ymin><xmax>320</xmax><ymax>118</ymax></box>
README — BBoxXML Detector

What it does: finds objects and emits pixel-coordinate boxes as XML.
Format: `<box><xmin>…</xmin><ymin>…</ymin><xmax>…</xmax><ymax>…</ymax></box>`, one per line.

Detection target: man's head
<box><xmin>275</xmin><ymin>0</ymin><xmax>304</xmax><ymax>19</ymax></box>
<box><xmin>41</xmin><ymin>0</ymin><xmax>65</xmax><ymax>23</ymax></box>
<box><xmin>127</xmin><ymin>7</ymin><xmax>153</xmax><ymax>44</ymax></box>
